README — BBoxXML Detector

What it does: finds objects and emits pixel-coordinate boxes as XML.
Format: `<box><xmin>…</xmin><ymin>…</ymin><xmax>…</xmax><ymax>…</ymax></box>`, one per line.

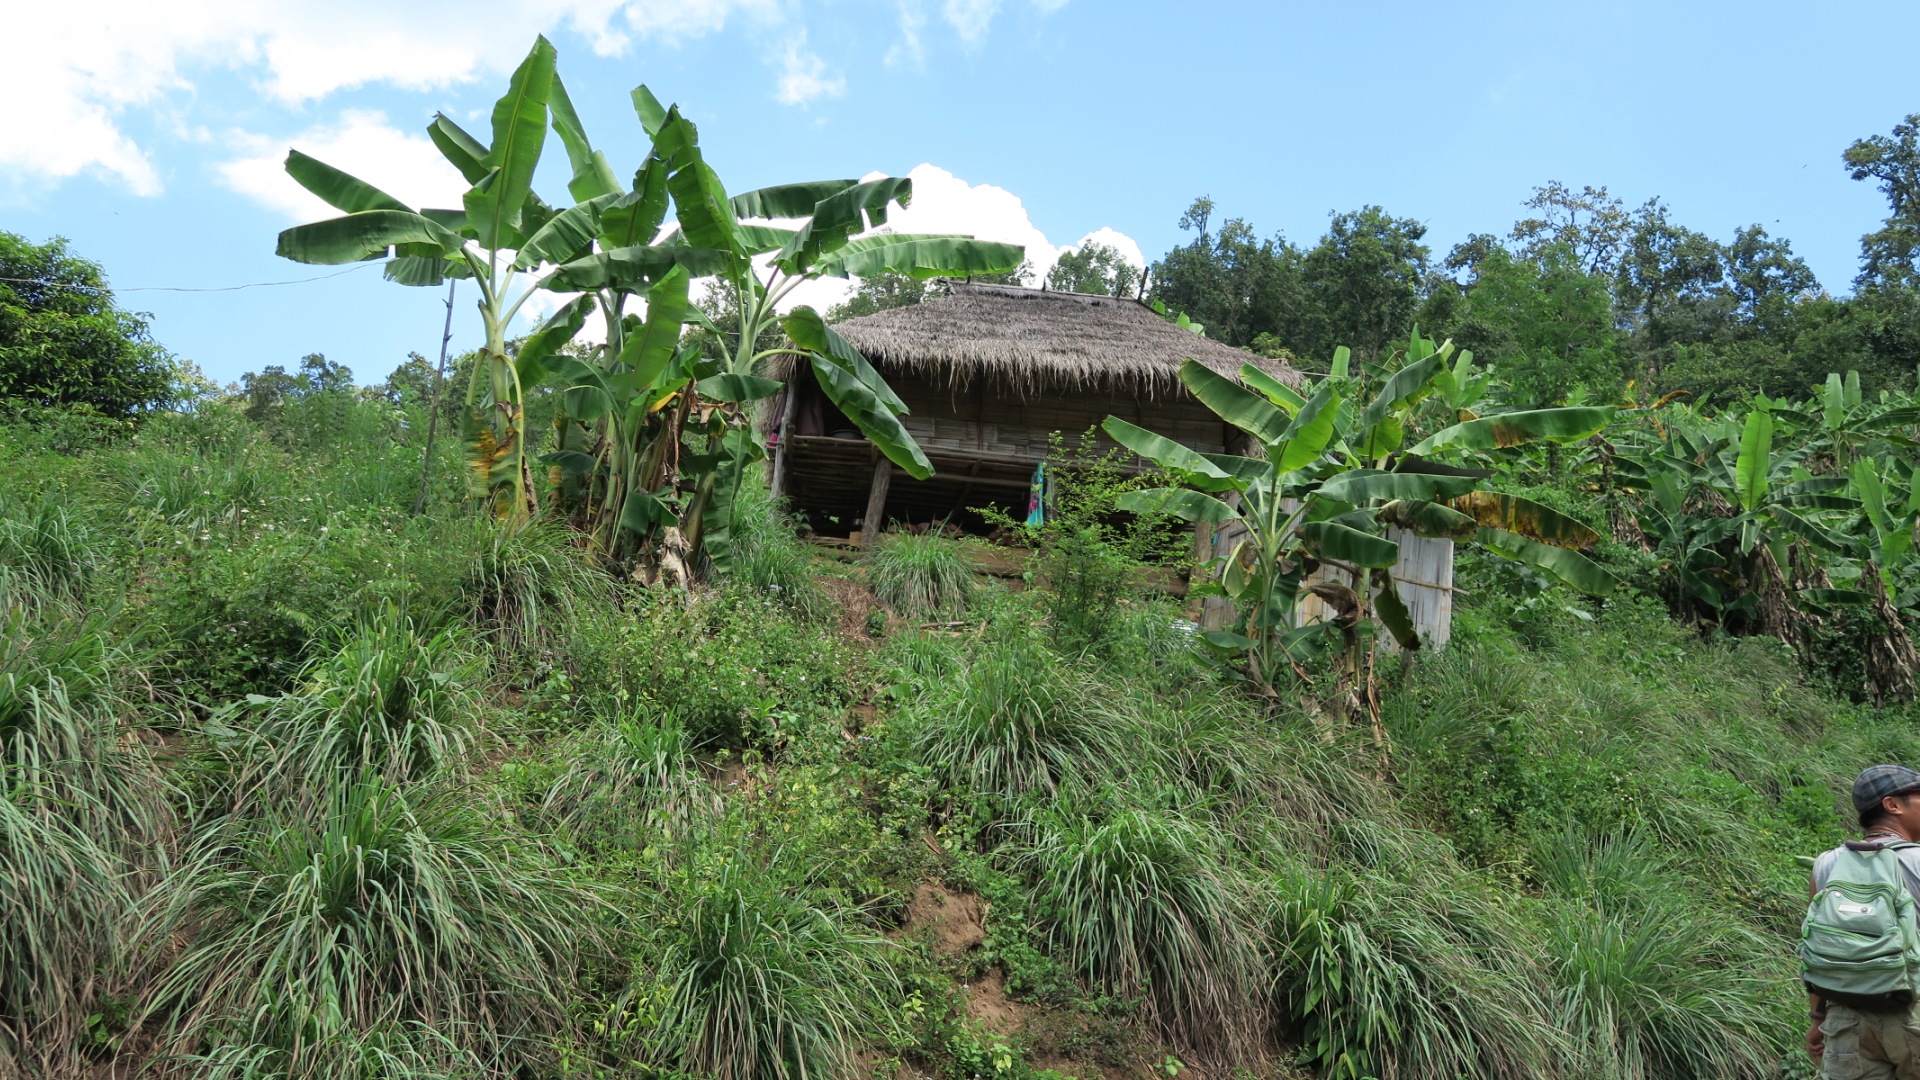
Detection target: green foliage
<box><xmin>910</xmin><ymin>629</ymin><xmax>1134</xmax><ymax>810</ymax></box>
<box><xmin>149</xmin><ymin>775</ymin><xmax>598</xmax><ymax>1078</ymax></box>
<box><xmin>0</xmin><ymin>232</ymin><xmax>175</xmax><ymax>417</ymax></box>
<box><xmin>1046</xmin><ymin>241</ymin><xmax>1140</xmax><ymax>297</ymax></box>
<box><xmin>619</xmin><ymin>841</ymin><xmax>902</xmax><ymax>1080</ymax></box>
<box><xmin>866</xmin><ymin>531</ymin><xmax>975</xmax><ymax>618</ymax></box>
<box><xmin>1025</xmin><ymin>802</ymin><xmax>1265</xmax><ymax>1060</ymax></box>
<box><xmin>0</xmin><ymin>575</ymin><xmax>169</xmax><ymax>1074</ymax></box>
<box><xmin>230</xmin><ymin>608</ymin><xmax>480</xmax><ymax>788</ymax></box>
<box><xmin>1270</xmin><ymin>862</ymin><xmax>1559</xmax><ymax>1080</ymax></box>
<box><xmin>567</xmin><ymin>586</ymin><xmax>855</xmax><ymax>750</ymax></box>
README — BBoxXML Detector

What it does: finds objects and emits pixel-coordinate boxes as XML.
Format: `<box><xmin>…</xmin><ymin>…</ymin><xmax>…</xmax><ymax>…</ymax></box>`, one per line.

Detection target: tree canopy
<box><xmin>0</xmin><ymin>233</ymin><xmax>175</xmax><ymax>416</ymax></box>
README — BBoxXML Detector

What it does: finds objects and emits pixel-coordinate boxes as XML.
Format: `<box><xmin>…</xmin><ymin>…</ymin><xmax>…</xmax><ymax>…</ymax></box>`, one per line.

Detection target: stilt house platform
<box><xmin>767</xmin><ymin>282</ymin><xmax>1303</xmax><ymax>543</ymax></box>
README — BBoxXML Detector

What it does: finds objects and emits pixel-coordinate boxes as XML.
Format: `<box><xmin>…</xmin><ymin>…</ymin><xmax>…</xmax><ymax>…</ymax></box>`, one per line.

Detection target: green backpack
<box><xmin>1801</xmin><ymin>839</ymin><xmax>1920</xmax><ymax>1010</ymax></box>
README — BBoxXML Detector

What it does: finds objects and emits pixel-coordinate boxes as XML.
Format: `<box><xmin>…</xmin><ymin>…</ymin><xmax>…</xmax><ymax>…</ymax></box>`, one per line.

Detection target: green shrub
<box><xmin>1025</xmin><ymin>803</ymin><xmax>1265</xmax><ymax>1062</ymax></box>
<box><xmin>0</xmin><ymin>496</ymin><xmax>101</xmax><ymax>596</ymax></box>
<box><xmin>537</xmin><ymin>708</ymin><xmax>697</xmax><ymax>853</ymax></box>
<box><xmin>1538</xmin><ymin>827</ymin><xmax>1788</xmax><ymax>1080</ymax></box>
<box><xmin>567</xmin><ymin>588</ymin><xmax>854</xmax><ymax>750</ymax></box>
<box><xmin>912</xmin><ymin>632</ymin><xmax>1135</xmax><ymax>808</ymax></box>
<box><xmin>621</xmin><ymin>844</ymin><xmax>901</xmax><ymax>1080</ymax></box>
<box><xmin>231</xmin><ymin>608</ymin><xmax>480</xmax><ymax>788</ymax></box>
<box><xmin>1269</xmin><ymin>863</ymin><xmax>1560</xmax><ymax>1080</ymax></box>
<box><xmin>866</xmin><ymin>532</ymin><xmax>974</xmax><ymax>618</ymax></box>
<box><xmin>147</xmin><ymin>774</ymin><xmax>598</xmax><ymax>1078</ymax></box>
<box><xmin>729</xmin><ymin>479</ymin><xmax>831</xmax><ymax>621</ymax></box>
<box><xmin>0</xmin><ymin>576</ymin><xmax>169</xmax><ymax>1073</ymax></box>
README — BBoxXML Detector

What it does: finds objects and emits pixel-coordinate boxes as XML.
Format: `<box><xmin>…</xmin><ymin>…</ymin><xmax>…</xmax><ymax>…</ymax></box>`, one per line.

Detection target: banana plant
<box><xmin>542</xmin><ymin>89</ymin><xmax>1022</xmax><ymax>566</ymax></box>
<box><xmin>1107</xmin><ymin>340</ymin><xmax>1616</xmax><ymax>696</ymax></box>
<box><xmin>273</xmin><ymin>38</ymin><xmax>606</xmax><ymax>527</ymax></box>
<box><xmin>1619</xmin><ymin>401</ymin><xmax>1861</xmax><ymax>622</ymax></box>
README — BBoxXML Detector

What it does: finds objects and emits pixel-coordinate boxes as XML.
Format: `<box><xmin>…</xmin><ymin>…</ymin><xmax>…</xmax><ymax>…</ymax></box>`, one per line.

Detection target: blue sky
<box><xmin>6</xmin><ymin>0</ymin><xmax>1918</xmax><ymax>386</ymax></box>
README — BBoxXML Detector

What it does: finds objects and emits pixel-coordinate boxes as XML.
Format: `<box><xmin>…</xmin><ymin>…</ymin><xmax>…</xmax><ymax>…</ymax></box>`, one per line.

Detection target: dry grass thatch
<box><xmin>786</xmin><ymin>283</ymin><xmax>1301</xmax><ymax>398</ymax></box>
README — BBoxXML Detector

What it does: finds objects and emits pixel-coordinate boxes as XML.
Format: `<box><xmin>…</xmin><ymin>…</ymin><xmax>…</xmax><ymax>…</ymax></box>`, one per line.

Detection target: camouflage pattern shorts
<box><xmin>1824</xmin><ymin>1003</ymin><xmax>1920</xmax><ymax>1079</ymax></box>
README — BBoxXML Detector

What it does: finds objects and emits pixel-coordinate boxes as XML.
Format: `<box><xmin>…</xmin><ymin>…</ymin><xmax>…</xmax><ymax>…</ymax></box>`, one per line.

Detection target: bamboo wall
<box><xmin>888</xmin><ymin>372</ymin><xmax>1228</xmax><ymax>458</ymax></box>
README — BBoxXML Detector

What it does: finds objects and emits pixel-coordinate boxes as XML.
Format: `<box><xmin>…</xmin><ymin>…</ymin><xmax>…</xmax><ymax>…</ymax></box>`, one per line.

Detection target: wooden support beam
<box><xmin>860</xmin><ymin>455</ymin><xmax>892</xmax><ymax>548</ymax></box>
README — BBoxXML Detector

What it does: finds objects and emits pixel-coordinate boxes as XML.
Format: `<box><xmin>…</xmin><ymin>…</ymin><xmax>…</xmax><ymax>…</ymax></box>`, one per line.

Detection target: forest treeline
<box><xmin>834</xmin><ymin>113</ymin><xmax>1920</xmax><ymax>411</ymax></box>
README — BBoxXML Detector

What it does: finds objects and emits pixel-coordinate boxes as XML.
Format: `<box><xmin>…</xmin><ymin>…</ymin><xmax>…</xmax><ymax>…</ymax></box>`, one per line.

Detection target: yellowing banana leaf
<box><xmin>1446</xmin><ymin>492</ymin><xmax>1600</xmax><ymax>549</ymax></box>
<box><xmin>1408</xmin><ymin>407</ymin><xmax>1612</xmax><ymax>455</ymax></box>
<box><xmin>1475</xmin><ymin>527</ymin><xmax>1616</xmax><ymax>596</ymax></box>
<box><xmin>1376</xmin><ymin>499</ymin><xmax>1477</xmax><ymax>539</ymax></box>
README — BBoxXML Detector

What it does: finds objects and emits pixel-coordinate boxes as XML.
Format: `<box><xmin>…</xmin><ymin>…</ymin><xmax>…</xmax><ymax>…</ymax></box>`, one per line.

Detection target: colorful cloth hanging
<box><xmin>1025</xmin><ymin>460</ymin><xmax>1047</xmax><ymax>527</ymax></box>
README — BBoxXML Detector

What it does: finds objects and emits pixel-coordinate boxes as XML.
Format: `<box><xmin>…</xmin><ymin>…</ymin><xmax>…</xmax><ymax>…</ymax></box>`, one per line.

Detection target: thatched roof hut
<box><xmin>768</xmin><ymin>282</ymin><xmax>1301</xmax><ymax>543</ymax></box>
<box><xmin>825</xmin><ymin>282</ymin><xmax>1298</xmax><ymax>396</ymax></box>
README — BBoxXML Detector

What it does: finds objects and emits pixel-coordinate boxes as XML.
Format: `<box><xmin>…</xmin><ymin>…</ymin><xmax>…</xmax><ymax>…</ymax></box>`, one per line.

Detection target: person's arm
<box><xmin>1808</xmin><ymin>870</ymin><xmax>1826</xmax><ymax>1064</ymax></box>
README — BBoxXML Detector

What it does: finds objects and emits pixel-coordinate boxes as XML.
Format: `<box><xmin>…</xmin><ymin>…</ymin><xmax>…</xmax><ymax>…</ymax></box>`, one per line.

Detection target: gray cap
<box><xmin>1854</xmin><ymin>765</ymin><xmax>1920</xmax><ymax>815</ymax></box>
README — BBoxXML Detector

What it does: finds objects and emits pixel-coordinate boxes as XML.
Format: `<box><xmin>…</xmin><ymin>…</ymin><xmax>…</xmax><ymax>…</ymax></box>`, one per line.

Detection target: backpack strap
<box><xmin>1846</xmin><ymin>839</ymin><xmax>1920</xmax><ymax>853</ymax></box>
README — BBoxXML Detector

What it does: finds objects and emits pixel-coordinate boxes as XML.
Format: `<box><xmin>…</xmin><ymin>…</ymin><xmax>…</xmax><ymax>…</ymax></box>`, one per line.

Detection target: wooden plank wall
<box><xmin>889</xmin><ymin>373</ymin><xmax>1226</xmax><ymax>458</ymax></box>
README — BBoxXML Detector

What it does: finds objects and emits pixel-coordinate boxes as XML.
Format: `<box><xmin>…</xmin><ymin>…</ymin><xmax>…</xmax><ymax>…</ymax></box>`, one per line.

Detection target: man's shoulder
<box><xmin>1812</xmin><ymin>840</ymin><xmax>1920</xmax><ymax>886</ymax></box>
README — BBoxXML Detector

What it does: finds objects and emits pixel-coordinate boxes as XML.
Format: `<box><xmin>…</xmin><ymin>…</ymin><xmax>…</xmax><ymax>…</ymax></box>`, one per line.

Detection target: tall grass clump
<box><xmin>865</xmin><ymin>532</ymin><xmax>974</xmax><ymax>618</ymax></box>
<box><xmin>622</xmin><ymin>844</ymin><xmax>901</xmax><ymax>1080</ymax></box>
<box><xmin>912</xmin><ymin>632</ymin><xmax>1135</xmax><ymax>807</ymax></box>
<box><xmin>0</xmin><ymin>497</ymin><xmax>102</xmax><ymax>596</ymax></box>
<box><xmin>147</xmin><ymin>774</ymin><xmax>598</xmax><ymax>1078</ymax></box>
<box><xmin>1268</xmin><ymin>862</ymin><xmax>1561</xmax><ymax>1080</ymax></box>
<box><xmin>729</xmin><ymin>479</ymin><xmax>830</xmax><ymax>621</ymax></box>
<box><xmin>1024</xmin><ymin>803</ymin><xmax>1266</xmax><ymax>1063</ymax></box>
<box><xmin>458</xmin><ymin>518</ymin><xmax>604</xmax><ymax>660</ymax></box>
<box><xmin>1537</xmin><ymin>828</ymin><xmax>1787</xmax><ymax>1080</ymax></box>
<box><xmin>235</xmin><ymin>608</ymin><xmax>478</xmax><ymax>788</ymax></box>
<box><xmin>537</xmin><ymin>707</ymin><xmax>698</xmax><ymax>852</ymax></box>
<box><xmin>0</xmin><ymin>574</ymin><xmax>169</xmax><ymax>1074</ymax></box>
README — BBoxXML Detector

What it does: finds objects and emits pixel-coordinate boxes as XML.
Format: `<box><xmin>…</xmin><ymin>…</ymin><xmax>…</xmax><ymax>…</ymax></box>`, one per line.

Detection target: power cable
<box><xmin>0</xmin><ymin>262</ymin><xmax>380</xmax><ymax>295</ymax></box>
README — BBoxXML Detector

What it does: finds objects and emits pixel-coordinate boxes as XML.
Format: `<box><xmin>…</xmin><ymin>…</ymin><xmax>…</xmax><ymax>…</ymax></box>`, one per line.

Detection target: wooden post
<box><xmin>768</xmin><ymin>383</ymin><xmax>797</xmax><ymax>500</ymax></box>
<box><xmin>860</xmin><ymin>455</ymin><xmax>892</xmax><ymax>549</ymax></box>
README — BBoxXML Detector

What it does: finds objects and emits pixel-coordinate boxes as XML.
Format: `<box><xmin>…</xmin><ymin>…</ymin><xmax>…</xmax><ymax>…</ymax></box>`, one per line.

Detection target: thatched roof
<box><xmin>801</xmin><ymin>282</ymin><xmax>1300</xmax><ymax>397</ymax></box>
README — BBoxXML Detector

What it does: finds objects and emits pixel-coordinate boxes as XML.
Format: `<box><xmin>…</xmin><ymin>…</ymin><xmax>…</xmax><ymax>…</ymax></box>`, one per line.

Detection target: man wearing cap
<box><xmin>1808</xmin><ymin>765</ymin><xmax>1920</xmax><ymax>1076</ymax></box>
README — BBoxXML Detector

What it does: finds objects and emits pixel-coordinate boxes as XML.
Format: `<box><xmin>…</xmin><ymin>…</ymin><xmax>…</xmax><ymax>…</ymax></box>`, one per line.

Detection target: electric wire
<box><xmin>0</xmin><ymin>262</ymin><xmax>380</xmax><ymax>295</ymax></box>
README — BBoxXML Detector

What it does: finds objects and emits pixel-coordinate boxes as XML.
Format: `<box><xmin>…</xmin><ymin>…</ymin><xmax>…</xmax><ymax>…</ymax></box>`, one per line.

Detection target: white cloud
<box><xmin>885</xmin><ymin>1</ymin><xmax>929</xmax><ymax>69</ymax></box>
<box><xmin>776</xmin><ymin>34</ymin><xmax>846</xmax><ymax>105</ymax></box>
<box><xmin>519</xmin><ymin>163</ymin><xmax>1142</xmax><ymax>338</ymax></box>
<box><xmin>941</xmin><ymin>0</ymin><xmax>1003</xmax><ymax>46</ymax></box>
<box><xmin>216</xmin><ymin>111</ymin><xmax>471</xmax><ymax>221</ymax></box>
<box><xmin>1029</xmin><ymin>0</ymin><xmax>1070</xmax><ymax>12</ymax></box>
<box><xmin>4</xmin><ymin>0</ymin><xmax>784</xmax><ymax>197</ymax></box>
<box><xmin>778</xmin><ymin>164</ymin><xmax>1142</xmax><ymax>310</ymax></box>
<box><xmin>1061</xmin><ymin>227</ymin><xmax>1146</xmax><ymax>269</ymax></box>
